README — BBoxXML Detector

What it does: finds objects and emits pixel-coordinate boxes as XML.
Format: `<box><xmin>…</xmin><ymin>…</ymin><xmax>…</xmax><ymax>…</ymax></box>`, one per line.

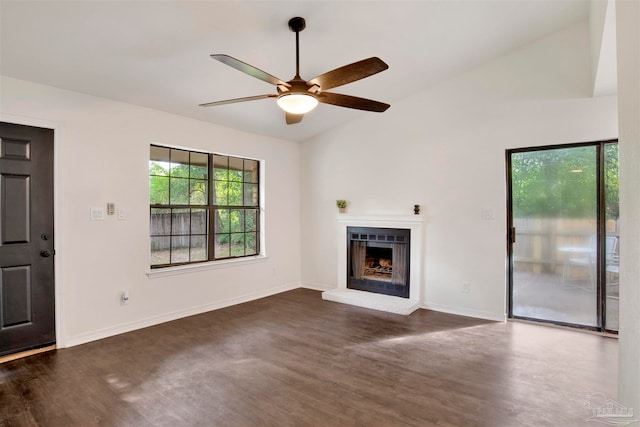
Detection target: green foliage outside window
<box><xmin>511</xmin><ymin>144</ymin><xmax>618</xmax><ymax>219</ymax></box>
<box><xmin>150</xmin><ymin>146</ymin><xmax>260</xmax><ymax>267</ymax></box>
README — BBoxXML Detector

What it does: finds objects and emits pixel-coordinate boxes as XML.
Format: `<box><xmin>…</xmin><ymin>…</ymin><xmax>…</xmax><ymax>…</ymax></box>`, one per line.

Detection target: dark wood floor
<box><xmin>1</xmin><ymin>289</ymin><xmax>617</xmax><ymax>426</ymax></box>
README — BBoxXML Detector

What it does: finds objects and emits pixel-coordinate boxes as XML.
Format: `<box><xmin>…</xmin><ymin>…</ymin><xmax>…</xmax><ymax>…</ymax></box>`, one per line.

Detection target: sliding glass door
<box><xmin>507</xmin><ymin>141</ymin><xmax>619</xmax><ymax>332</ymax></box>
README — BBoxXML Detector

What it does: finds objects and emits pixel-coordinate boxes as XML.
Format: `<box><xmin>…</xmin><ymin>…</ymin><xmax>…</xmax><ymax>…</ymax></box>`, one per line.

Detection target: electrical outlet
<box><xmin>462</xmin><ymin>282</ymin><xmax>471</xmax><ymax>293</ymax></box>
<box><xmin>481</xmin><ymin>208</ymin><xmax>495</xmax><ymax>220</ymax></box>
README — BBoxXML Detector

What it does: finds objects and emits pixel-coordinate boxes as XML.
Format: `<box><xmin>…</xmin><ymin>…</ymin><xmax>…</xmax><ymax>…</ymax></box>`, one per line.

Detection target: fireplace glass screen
<box><xmin>347</xmin><ymin>227</ymin><xmax>410</xmax><ymax>298</ymax></box>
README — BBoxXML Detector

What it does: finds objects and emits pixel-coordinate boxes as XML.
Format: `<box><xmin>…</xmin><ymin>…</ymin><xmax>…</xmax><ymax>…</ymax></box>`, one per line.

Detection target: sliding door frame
<box><xmin>506</xmin><ymin>139</ymin><xmax>618</xmax><ymax>333</ymax></box>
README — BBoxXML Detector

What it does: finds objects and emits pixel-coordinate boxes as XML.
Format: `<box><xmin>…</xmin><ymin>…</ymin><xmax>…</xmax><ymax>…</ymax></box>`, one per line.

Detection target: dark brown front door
<box><xmin>0</xmin><ymin>122</ymin><xmax>55</xmax><ymax>356</ymax></box>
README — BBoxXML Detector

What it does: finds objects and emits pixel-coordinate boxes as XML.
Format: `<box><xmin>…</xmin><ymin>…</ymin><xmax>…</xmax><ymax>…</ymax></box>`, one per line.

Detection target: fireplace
<box><xmin>334</xmin><ymin>214</ymin><xmax>424</xmax><ymax>307</ymax></box>
<box><xmin>347</xmin><ymin>227</ymin><xmax>410</xmax><ymax>298</ymax></box>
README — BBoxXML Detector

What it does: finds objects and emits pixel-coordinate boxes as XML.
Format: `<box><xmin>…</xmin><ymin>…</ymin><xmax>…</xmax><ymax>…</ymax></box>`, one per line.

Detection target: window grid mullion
<box><xmin>151</xmin><ymin>147</ymin><xmax>259</xmax><ymax>267</ymax></box>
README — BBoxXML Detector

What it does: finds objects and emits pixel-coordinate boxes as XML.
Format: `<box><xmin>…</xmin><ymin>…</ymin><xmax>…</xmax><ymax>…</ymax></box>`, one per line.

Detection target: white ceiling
<box><xmin>0</xmin><ymin>1</ymin><xmax>590</xmax><ymax>142</ymax></box>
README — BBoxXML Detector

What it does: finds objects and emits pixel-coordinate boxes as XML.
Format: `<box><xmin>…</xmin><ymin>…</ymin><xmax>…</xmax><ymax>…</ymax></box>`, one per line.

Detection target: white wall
<box><xmin>300</xmin><ymin>22</ymin><xmax>618</xmax><ymax>321</ymax></box>
<box><xmin>0</xmin><ymin>76</ymin><xmax>301</xmax><ymax>347</ymax></box>
<box><xmin>616</xmin><ymin>0</ymin><xmax>640</xmax><ymax>413</ymax></box>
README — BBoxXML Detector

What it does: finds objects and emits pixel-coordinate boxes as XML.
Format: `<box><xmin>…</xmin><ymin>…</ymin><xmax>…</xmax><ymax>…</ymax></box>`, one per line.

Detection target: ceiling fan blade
<box><xmin>309</xmin><ymin>57</ymin><xmax>388</xmax><ymax>91</ymax></box>
<box><xmin>199</xmin><ymin>94</ymin><xmax>276</xmax><ymax>108</ymax></box>
<box><xmin>211</xmin><ymin>54</ymin><xmax>290</xmax><ymax>87</ymax></box>
<box><xmin>318</xmin><ymin>92</ymin><xmax>390</xmax><ymax>112</ymax></box>
<box><xmin>285</xmin><ymin>113</ymin><xmax>304</xmax><ymax>125</ymax></box>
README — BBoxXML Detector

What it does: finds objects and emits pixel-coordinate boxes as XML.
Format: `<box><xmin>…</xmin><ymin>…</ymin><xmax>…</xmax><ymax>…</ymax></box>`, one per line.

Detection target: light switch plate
<box><xmin>117</xmin><ymin>208</ymin><xmax>126</xmax><ymax>220</ymax></box>
<box><xmin>90</xmin><ymin>207</ymin><xmax>105</xmax><ymax>221</ymax></box>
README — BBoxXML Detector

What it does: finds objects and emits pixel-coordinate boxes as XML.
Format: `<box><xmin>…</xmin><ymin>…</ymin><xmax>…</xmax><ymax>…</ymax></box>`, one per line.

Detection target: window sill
<box><xmin>146</xmin><ymin>255</ymin><xmax>268</xmax><ymax>279</ymax></box>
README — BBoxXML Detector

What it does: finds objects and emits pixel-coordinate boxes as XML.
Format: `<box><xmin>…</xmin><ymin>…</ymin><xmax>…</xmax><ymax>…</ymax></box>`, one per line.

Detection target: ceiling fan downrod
<box><xmin>288</xmin><ymin>17</ymin><xmax>306</xmax><ymax>80</ymax></box>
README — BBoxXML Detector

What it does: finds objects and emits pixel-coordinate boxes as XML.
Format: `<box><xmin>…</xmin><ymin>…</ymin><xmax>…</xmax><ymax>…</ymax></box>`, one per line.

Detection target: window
<box><xmin>150</xmin><ymin>145</ymin><xmax>260</xmax><ymax>267</ymax></box>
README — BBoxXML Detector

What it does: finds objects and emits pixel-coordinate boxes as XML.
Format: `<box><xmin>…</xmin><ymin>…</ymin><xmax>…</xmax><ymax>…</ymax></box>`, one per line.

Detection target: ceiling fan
<box><xmin>199</xmin><ymin>17</ymin><xmax>390</xmax><ymax>125</ymax></box>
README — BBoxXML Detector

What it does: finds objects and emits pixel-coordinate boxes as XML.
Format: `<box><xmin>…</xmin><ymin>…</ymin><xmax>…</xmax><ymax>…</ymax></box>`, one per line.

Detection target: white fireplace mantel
<box><xmin>336</xmin><ymin>214</ymin><xmax>424</xmax><ymax>304</ymax></box>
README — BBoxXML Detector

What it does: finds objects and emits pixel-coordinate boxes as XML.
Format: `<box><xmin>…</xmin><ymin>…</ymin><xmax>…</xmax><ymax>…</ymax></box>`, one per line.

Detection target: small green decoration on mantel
<box><xmin>336</xmin><ymin>199</ymin><xmax>347</xmax><ymax>213</ymax></box>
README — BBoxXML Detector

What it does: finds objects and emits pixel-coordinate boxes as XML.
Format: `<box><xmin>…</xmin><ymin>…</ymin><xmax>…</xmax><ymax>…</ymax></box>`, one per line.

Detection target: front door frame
<box><xmin>1</xmin><ymin>113</ymin><xmax>65</xmax><ymax>349</ymax></box>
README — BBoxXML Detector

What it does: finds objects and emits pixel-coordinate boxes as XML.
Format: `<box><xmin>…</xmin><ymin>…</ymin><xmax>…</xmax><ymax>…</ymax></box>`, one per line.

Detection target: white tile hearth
<box><xmin>322</xmin><ymin>289</ymin><xmax>421</xmax><ymax>315</ymax></box>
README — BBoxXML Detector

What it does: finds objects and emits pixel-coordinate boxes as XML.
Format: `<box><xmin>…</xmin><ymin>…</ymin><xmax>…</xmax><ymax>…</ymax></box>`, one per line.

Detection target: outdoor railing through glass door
<box><xmin>507</xmin><ymin>141</ymin><xmax>619</xmax><ymax>332</ymax></box>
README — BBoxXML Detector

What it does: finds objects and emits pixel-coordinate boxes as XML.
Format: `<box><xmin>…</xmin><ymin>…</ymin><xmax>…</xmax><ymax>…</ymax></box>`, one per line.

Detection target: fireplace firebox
<box><xmin>347</xmin><ymin>227</ymin><xmax>410</xmax><ymax>298</ymax></box>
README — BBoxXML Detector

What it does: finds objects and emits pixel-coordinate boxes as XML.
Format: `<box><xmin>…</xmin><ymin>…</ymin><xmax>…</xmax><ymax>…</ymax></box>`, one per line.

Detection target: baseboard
<box><xmin>63</xmin><ymin>284</ymin><xmax>504</xmax><ymax>348</ymax></box>
<box><xmin>302</xmin><ymin>283</ymin><xmax>505</xmax><ymax>322</ymax></box>
<box><xmin>422</xmin><ymin>302</ymin><xmax>506</xmax><ymax>322</ymax></box>
<box><xmin>300</xmin><ymin>282</ymin><xmax>335</xmax><ymax>291</ymax></box>
<box><xmin>64</xmin><ymin>282</ymin><xmax>300</xmax><ymax>348</ymax></box>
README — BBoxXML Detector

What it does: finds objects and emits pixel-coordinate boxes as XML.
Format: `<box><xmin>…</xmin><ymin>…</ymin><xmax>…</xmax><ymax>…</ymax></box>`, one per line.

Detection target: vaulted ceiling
<box><xmin>1</xmin><ymin>1</ymin><xmax>599</xmax><ymax>142</ymax></box>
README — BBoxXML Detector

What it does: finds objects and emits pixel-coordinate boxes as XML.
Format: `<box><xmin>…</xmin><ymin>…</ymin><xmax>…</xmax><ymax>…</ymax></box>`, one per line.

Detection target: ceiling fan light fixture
<box><xmin>277</xmin><ymin>93</ymin><xmax>318</xmax><ymax>114</ymax></box>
